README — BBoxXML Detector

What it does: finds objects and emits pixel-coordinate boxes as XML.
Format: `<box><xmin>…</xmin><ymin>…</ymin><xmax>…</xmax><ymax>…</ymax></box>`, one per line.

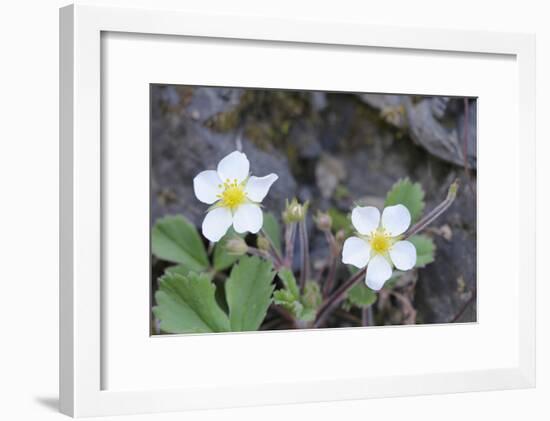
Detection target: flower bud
<box><xmin>314</xmin><ymin>211</ymin><xmax>332</xmax><ymax>231</ymax></box>
<box><xmin>225</xmin><ymin>236</ymin><xmax>248</xmax><ymax>256</ymax></box>
<box><xmin>256</xmin><ymin>235</ymin><xmax>271</xmax><ymax>251</ymax></box>
<box><xmin>302</xmin><ymin>281</ymin><xmax>322</xmax><ymax>310</ymax></box>
<box><xmin>282</xmin><ymin>198</ymin><xmax>309</xmax><ymax>223</ymax></box>
<box><xmin>448</xmin><ymin>179</ymin><xmax>459</xmax><ymax>199</ymax></box>
<box><xmin>335</xmin><ymin>229</ymin><xmax>346</xmax><ymax>244</ymax></box>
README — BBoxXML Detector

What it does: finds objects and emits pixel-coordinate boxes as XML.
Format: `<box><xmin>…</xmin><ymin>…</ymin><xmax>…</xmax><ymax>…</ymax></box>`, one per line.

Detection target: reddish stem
<box><xmin>314</xmin><ymin>267</ymin><xmax>367</xmax><ymax>328</ymax></box>
<box><xmin>247</xmin><ymin>247</ymin><xmax>283</xmax><ymax>270</ymax></box>
<box><xmin>284</xmin><ymin>222</ymin><xmax>297</xmax><ymax>267</ymax></box>
<box><xmin>462</xmin><ymin>98</ymin><xmax>475</xmax><ymax>196</ymax></box>
<box><xmin>402</xmin><ymin>179</ymin><xmax>458</xmax><ymax>240</ymax></box>
<box><xmin>299</xmin><ymin>220</ymin><xmax>310</xmax><ymax>289</ymax></box>
<box><xmin>361</xmin><ymin>307</ymin><xmax>369</xmax><ymax>326</ymax></box>
<box><xmin>261</xmin><ymin>228</ymin><xmax>284</xmax><ymax>266</ymax></box>
<box><xmin>322</xmin><ymin>230</ymin><xmax>339</xmax><ymax>296</ymax></box>
<box><xmin>450</xmin><ymin>290</ymin><xmax>477</xmax><ymax>323</ymax></box>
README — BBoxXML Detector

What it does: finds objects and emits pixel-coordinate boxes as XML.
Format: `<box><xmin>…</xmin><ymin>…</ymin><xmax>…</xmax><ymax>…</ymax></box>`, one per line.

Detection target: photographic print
<box><xmin>150</xmin><ymin>85</ymin><xmax>476</xmax><ymax>334</ymax></box>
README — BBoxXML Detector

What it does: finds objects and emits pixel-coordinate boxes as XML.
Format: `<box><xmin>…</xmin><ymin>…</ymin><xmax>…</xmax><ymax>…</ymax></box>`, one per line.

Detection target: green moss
<box><xmin>333</xmin><ymin>184</ymin><xmax>350</xmax><ymax>201</ymax></box>
<box><xmin>205</xmin><ymin>109</ymin><xmax>240</xmax><ymax>131</ymax></box>
<box><xmin>205</xmin><ymin>89</ymin><xmax>314</xmax><ymax>176</ymax></box>
<box><xmin>340</xmin><ymin>98</ymin><xmax>410</xmax><ymax>152</ymax></box>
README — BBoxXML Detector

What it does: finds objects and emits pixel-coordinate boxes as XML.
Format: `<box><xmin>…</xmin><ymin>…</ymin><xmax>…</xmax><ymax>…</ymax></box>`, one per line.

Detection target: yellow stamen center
<box><xmin>217</xmin><ymin>179</ymin><xmax>247</xmax><ymax>210</ymax></box>
<box><xmin>369</xmin><ymin>229</ymin><xmax>392</xmax><ymax>254</ymax></box>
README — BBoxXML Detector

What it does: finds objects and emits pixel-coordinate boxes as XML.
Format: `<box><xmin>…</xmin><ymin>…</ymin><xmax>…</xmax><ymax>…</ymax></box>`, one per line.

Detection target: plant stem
<box><xmin>247</xmin><ymin>247</ymin><xmax>283</xmax><ymax>269</ymax></box>
<box><xmin>284</xmin><ymin>222</ymin><xmax>297</xmax><ymax>267</ymax></box>
<box><xmin>322</xmin><ymin>230</ymin><xmax>338</xmax><ymax>296</ymax></box>
<box><xmin>402</xmin><ymin>179</ymin><xmax>459</xmax><ymax>240</ymax></box>
<box><xmin>299</xmin><ymin>219</ymin><xmax>310</xmax><ymax>289</ymax></box>
<box><xmin>323</xmin><ymin>257</ymin><xmax>337</xmax><ymax>297</ymax></box>
<box><xmin>314</xmin><ymin>260</ymin><xmax>329</xmax><ymax>283</ymax></box>
<box><xmin>261</xmin><ymin>228</ymin><xmax>284</xmax><ymax>266</ymax></box>
<box><xmin>361</xmin><ymin>307</ymin><xmax>369</xmax><ymax>326</ymax></box>
<box><xmin>246</xmin><ymin>247</ymin><xmax>269</xmax><ymax>259</ymax></box>
<box><xmin>368</xmin><ymin>307</ymin><xmax>374</xmax><ymax>326</ymax></box>
<box><xmin>462</xmin><ymin>98</ymin><xmax>475</xmax><ymax>196</ymax></box>
<box><xmin>390</xmin><ymin>290</ymin><xmax>417</xmax><ymax>324</ymax></box>
<box><xmin>314</xmin><ymin>267</ymin><xmax>367</xmax><ymax>328</ymax></box>
<box><xmin>450</xmin><ymin>289</ymin><xmax>476</xmax><ymax>323</ymax></box>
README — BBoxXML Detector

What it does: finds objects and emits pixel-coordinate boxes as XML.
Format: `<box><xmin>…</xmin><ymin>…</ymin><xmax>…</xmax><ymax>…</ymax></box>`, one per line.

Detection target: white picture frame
<box><xmin>60</xmin><ymin>1</ymin><xmax>536</xmax><ymax>417</ymax></box>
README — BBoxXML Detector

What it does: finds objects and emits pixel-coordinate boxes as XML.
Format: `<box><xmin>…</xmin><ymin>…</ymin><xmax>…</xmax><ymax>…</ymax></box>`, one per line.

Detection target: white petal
<box><xmin>233</xmin><ymin>204</ymin><xmax>263</xmax><ymax>234</ymax></box>
<box><xmin>342</xmin><ymin>237</ymin><xmax>371</xmax><ymax>269</ymax></box>
<box><xmin>351</xmin><ymin>206</ymin><xmax>380</xmax><ymax>235</ymax></box>
<box><xmin>193</xmin><ymin>170</ymin><xmax>222</xmax><ymax>204</ymax></box>
<box><xmin>245</xmin><ymin>174</ymin><xmax>278</xmax><ymax>202</ymax></box>
<box><xmin>202</xmin><ymin>207</ymin><xmax>233</xmax><ymax>242</ymax></box>
<box><xmin>389</xmin><ymin>240</ymin><xmax>417</xmax><ymax>271</ymax></box>
<box><xmin>217</xmin><ymin>151</ymin><xmax>250</xmax><ymax>183</ymax></box>
<box><xmin>365</xmin><ymin>255</ymin><xmax>392</xmax><ymax>290</ymax></box>
<box><xmin>381</xmin><ymin>204</ymin><xmax>411</xmax><ymax>237</ymax></box>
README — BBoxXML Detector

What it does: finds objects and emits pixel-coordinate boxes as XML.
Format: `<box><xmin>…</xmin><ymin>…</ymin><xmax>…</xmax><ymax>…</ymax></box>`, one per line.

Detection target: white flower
<box><xmin>193</xmin><ymin>151</ymin><xmax>278</xmax><ymax>242</ymax></box>
<box><xmin>342</xmin><ymin>204</ymin><xmax>417</xmax><ymax>291</ymax></box>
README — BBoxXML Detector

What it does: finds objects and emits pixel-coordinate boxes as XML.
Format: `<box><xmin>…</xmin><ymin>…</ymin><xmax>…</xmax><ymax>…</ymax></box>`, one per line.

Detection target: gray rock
<box><xmin>357</xmin><ymin>94</ymin><xmax>477</xmax><ymax>169</ymax></box>
<box><xmin>310</xmin><ymin>91</ymin><xmax>328</xmax><ymax>112</ymax></box>
<box><xmin>289</xmin><ymin>120</ymin><xmax>322</xmax><ymax>159</ymax></box>
<box><xmin>186</xmin><ymin>86</ymin><xmax>243</xmax><ymax>124</ymax></box>
<box><xmin>315</xmin><ymin>154</ymin><xmax>346</xmax><ymax>199</ymax></box>
<box><xmin>414</xmin><ymin>173</ymin><xmax>477</xmax><ymax>324</ymax></box>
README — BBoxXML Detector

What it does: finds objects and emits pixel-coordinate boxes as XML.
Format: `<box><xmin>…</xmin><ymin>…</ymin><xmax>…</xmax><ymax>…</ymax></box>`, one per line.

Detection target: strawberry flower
<box><xmin>342</xmin><ymin>204</ymin><xmax>417</xmax><ymax>290</ymax></box>
<box><xmin>193</xmin><ymin>151</ymin><xmax>278</xmax><ymax>242</ymax></box>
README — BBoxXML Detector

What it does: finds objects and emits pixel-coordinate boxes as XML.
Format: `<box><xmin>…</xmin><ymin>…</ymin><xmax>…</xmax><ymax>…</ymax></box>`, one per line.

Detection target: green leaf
<box><xmin>385</xmin><ymin>178</ymin><xmax>425</xmax><ymax>222</ymax></box>
<box><xmin>328</xmin><ymin>208</ymin><xmax>353</xmax><ymax>235</ymax></box>
<box><xmin>165</xmin><ymin>264</ymin><xmax>213</xmax><ymax>281</ymax></box>
<box><xmin>225</xmin><ymin>256</ymin><xmax>276</xmax><ymax>331</ymax></box>
<box><xmin>408</xmin><ymin>234</ymin><xmax>436</xmax><ymax>268</ymax></box>
<box><xmin>273</xmin><ymin>290</ymin><xmax>304</xmax><ymax>315</ymax></box>
<box><xmin>273</xmin><ymin>289</ymin><xmax>295</xmax><ymax>304</ymax></box>
<box><xmin>347</xmin><ymin>282</ymin><xmax>377</xmax><ymax>308</ymax></box>
<box><xmin>262</xmin><ymin>212</ymin><xmax>282</xmax><ymax>253</ymax></box>
<box><xmin>277</xmin><ymin>268</ymin><xmax>300</xmax><ymax>300</ymax></box>
<box><xmin>213</xmin><ymin>229</ymin><xmax>242</xmax><ymax>272</ymax></box>
<box><xmin>299</xmin><ymin>307</ymin><xmax>317</xmax><ymax>322</ymax></box>
<box><xmin>302</xmin><ymin>281</ymin><xmax>322</xmax><ymax>310</ymax></box>
<box><xmin>274</xmin><ymin>271</ymin><xmax>321</xmax><ymax>322</ymax></box>
<box><xmin>152</xmin><ymin>215</ymin><xmax>209</xmax><ymax>271</ymax></box>
<box><xmin>164</xmin><ymin>264</ymin><xmax>192</xmax><ymax>277</ymax></box>
<box><xmin>153</xmin><ymin>271</ymin><xmax>230</xmax><ymax>334</ymax></box>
